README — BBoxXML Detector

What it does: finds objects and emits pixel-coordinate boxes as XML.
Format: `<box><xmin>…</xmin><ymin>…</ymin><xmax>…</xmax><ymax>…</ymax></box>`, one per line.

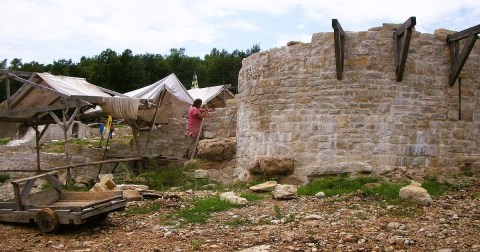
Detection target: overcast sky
<box><xmin>1</xmin><ymin>0</ymin><xmax>479</xmax><ymax>65</ymax></box>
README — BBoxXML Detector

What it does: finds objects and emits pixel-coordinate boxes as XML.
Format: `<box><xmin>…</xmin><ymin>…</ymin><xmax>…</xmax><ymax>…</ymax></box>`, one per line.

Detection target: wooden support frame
<box><xmin>394</xmin><ymin>17</ymin><xmax>416</xmax><ymax>82</ymax></box>
<box><xmin>446</xmin><ymin>24</ymin><xmax>480</xmax><ymax>86</ymax></box>
<box><xmin>32</xmin><ymin>123</ymin><xmax>50</xmax><ymax>172</ymax></box>
<box><xmin>332</xmin><ymin>19</ymin><xmax>346</xmax><ymax>80</ymax></box>
<box><xmin>143</xmin><ymin>90</ymin><xmax>166</xmax><ymax>156</ymax></box>
<box><xmin>10</xmin><ymin>171</ymin><xmax>61</xmax><ymax>210</ymax></box>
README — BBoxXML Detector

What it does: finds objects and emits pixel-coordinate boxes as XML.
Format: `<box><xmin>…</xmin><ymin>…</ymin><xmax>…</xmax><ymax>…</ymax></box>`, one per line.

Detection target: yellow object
<box><xmin>106</xmin><ymin>115</ymin><xmax>112</xmax><ymax>131</ymax></box>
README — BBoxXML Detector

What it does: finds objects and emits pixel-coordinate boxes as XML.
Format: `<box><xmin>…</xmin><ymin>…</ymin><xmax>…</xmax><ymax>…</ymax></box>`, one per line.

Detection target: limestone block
<box><xmin>195</xmin><ymin>169</ymin><xmax>209</xmax><ymax>179</ymax></box>
<box><xmin>196</xmin><ymin>137</ymin><xmax>236</xmax><ymax>161</ymax></box>
<box><xmin>98</xmin><ymin>173</ymin><xmax>114</xmax><ymax>181</ymax></box>
<box><xmin>399</xmin><ymin>183</ymin><xmax>432</xmax><ymax>205</ymax></box>
<box><xmin>115</xmin><ymin>184</ymin><xmax>149</xmax><ymax>191</ymax></box>
<box><xmin>273</xmin><ymin>184</ymin><xmax>298</xmax><ymax>200</ymax></box>
<box><xmin>249</xmin><ymin>181</ymin><xmax>277</xmax><ymax>192</ymax></box>
<box><xmin>75</xmin><ymin>175</ymin><xmax>93</xmax><ymax>185</ymax></box>
<box><xmin>248</xmin><ymin>156</ymin><xmax>294</xmax><ymax>176</ymax></box>
<box><xmin>122</xmin><ymin>190</ymin><xmax>143</xmax><ymax>202</ymax></box>
<box><xmin>220</xmin><ymin>191</ymin><xmax>247</xmax><ymax>205</ymax></box>
<box><xmin>100</xmin><ymin>175</ymin><xmax>116</xmax><ymax>190</ymax></box>
<box><xmin>90</xmin><ymin>183</ymin><xmax>108</xmax><ymax>192</ymax></box>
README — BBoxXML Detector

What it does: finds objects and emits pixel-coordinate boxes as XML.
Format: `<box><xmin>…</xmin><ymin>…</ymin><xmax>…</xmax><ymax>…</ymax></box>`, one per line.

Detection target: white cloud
<box><xmin>1</xmin><ymin>0</ymin><xmax>479</xmax><ymax>64</ymax></box>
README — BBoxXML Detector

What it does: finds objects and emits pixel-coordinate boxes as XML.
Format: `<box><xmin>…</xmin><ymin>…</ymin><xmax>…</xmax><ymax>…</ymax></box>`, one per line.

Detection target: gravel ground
<box><xmin>0</xmin><ymin>177</ymin><xmax>479</xmax><ymax>252</ymax></box>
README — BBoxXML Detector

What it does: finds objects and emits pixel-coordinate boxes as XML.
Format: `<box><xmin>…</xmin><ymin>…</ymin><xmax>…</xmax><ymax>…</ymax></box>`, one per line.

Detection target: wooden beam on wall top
<box><xmin>332</xmin><ymin>19</ymin><xmax>346</xmax><ymax>80</ymax></box>
<box><xmin>446</xmin><ymin>24</ymin><xmax>479</xmax><ymax>86</ymax></box>
<box><xmin>394</xmin><ymin>17</ymin><xmax>416</xmax><ymax>82</ymax></box>
<box><xmin>446</xmin><ymin>24</ymin><xmax>480</xmax><ymax>43</ymax></box>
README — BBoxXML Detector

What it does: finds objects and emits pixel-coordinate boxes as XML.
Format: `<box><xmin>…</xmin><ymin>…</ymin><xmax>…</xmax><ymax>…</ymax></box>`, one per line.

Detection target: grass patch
<box><xmin>298</xmin><ymin>175</ymin><xmax>380</xmax><ymax>197</ymax></box>
<box><xmin>421</xmin><ymin>176</ymin><xmax>468</xmax><ymax>196</ymax></box>
<box><xmin>41</xmin><ymin>141</ymin><xmax>65</xmax><ymax>153</ymax></box>
<box><xmin>124</xmin><ymin>202</ymin><xmax>161</xmax><ymax>216</ymax></box>
<box><xmin>362</xmin><ymin>182</ymin><xmax>408</xmax><ymax>204</ymax></box>
<box><xmin>240</xmin><ymin>191</ymin><xmax>266</xmax><ymax>201</ymax></box>
<box><xmin>0</xmin><ymin>172</ymin><xmax>10</xmax><ymax>183</ymax></box>
<box><xmin>298</xmin><ymin>175</ymin><xmax>414</xmax><ymax>204</ymax></box>
<box><xmin>140</xmin><ymin>166</ymin><xmax>190</xmax><ymax>190</ymax></box>
<box><xmin>170</xmin><ymin>196</ymin><xmax>237</xmax><ymax>224</ymax></box>
<box><xmin>191</xmin><ymin>239</ymin><xmax>204</xmax><ymax>251</ymax></box>
<box><xmin>0</xmin><ymin>138</ymin><xmax>10</xmax><ymax>145</ymax></box>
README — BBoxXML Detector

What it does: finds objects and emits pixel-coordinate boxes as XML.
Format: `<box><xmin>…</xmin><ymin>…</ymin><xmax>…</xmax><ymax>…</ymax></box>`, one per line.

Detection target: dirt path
<box><xmin>0</xmin><ymin>179</ymin><xmax>479</xmax><ymax>252</ymax></box>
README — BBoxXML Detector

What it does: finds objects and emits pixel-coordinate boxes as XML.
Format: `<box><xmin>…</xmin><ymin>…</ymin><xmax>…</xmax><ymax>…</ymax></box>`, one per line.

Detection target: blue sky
<box><xmin>1</xmin><ymin>0</ymin><xmax>479</xmax><ymax>65</ymax></box>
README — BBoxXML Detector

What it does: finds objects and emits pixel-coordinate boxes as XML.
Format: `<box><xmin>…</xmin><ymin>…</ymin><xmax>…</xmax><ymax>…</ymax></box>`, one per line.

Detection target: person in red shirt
<box><xmin>185</xmin><ymin>98</ymin><xmax>208</xmax><ymax>159</ymax></box>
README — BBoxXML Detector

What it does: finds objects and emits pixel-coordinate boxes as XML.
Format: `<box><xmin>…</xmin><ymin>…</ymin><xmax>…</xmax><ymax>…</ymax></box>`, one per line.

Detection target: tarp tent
<box><xmin>0</xmin><ymin>70</ymin><xmax>144</xmax><ymax>173</ymax></box>
<box><xmin>125</xmin><ymin>73</ymin><xmax>193</xmax><ymax>123</ymax></box>
<box><xmin>85</xmin><ymin>73</ymin><xmax>193</xmax><ymax>124</ymax></box>
<box><xmin>188</xmin><ymin>85</ymin><xmax>235</xmax><ymax>109</ymax></box>
<box><xmin>0</xmin><ymin>72</ymin><xmax>141</xmax><ymax>121</ymax></box>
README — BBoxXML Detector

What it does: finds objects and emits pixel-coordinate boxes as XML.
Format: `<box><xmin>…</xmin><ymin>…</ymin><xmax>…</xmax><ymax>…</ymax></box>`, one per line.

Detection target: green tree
<box><xmin>90</xmin><ymin>49</ymin><xmax>122</xmax><ymax>91</ymax></box>
<box><xmin>9</xmin><ymin>58</ymin><xmax>23</xmax><ymax>70</ymax></box>
<box><xmin>21</xmin><ymin>61</ymin><xmax>45</xmax><ymax>72</ymax></box>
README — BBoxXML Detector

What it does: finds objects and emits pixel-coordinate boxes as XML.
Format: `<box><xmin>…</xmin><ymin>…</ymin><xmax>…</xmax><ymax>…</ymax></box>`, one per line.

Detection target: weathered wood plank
<box><xmin>446</xmin><ymin>24</ymin><xmax>480</xmax><ymax>43</ymax></box>
<box><xmin>0</xmin><ymin>69</ymin><xmax>34</xmax><ymax>77</ymax></box>
<box><xmin>7</xmin><ymin>74</ymin><xmax>69</xmax><ymax>98</ymax></box>
<box><xmin>395</xmin><ymin>17</ymin><xmax>416</xmax><ymax>82</ymax></box>
<box><xmin>24</xmin><ymin>189</ymin><xmax>60</xmax><ymax>207</ymax></box>
<box><xmin>11</xmin><ymin>171</ymin><xmax>59</xmax><ymax>185</ymax></box>
<box><xmin>44</xmin><ymin>174</ymin><xmax>63</xmax><ymax>192</ymax></box>
<box><xmin>332</xmin><ymin>19</ymin><xmax>346</xmax><ymax>80</ymax></box>
<box><xmin>0</xmin><ymin>99</ymin><xmax>88</xmax><ymax>117</ymax></box>
<box><xmin>50</xmin><ymin>157</ymin><xmax>143</xmax><ymax>171</ymax></box>
<box><xmin>19</xmin><ymin>179</ymin><xmax>36</xmax><ymax>205</ymax></box>
<box><xmin>449</xmin><ymin>34</ymin><xmax>478</xmax><ymax>86</ymax></box>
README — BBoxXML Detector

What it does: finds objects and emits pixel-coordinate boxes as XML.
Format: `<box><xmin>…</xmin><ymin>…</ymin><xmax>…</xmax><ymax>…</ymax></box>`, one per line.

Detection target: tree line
<box><xmin>1</xmin><ymin>45</ymin><xmax>260</xmax><ymax>99</ymax></box>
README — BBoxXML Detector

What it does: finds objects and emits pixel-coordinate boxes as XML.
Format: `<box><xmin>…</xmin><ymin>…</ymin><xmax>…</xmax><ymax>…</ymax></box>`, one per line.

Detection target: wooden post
<box><xmin>190</xmin><ymin>118</ymin><xmax>204</xmax><ymax>160</ymax></box>
<box><xmin>144</xmin><ymin>90</ymin><xmax>165</xmax><ymax>155</ymax></box>
<box><xmin>97</xmin><ymin>128</ymin><xmax>112</xmax><ymax>178</ymax></box>
<box><xmin>49</xmin><ymin>107</ymin><xmax>81</xmax><ymax>185</ymax></box>
<box><xmin>12</xmin><ymin>183</ymin><xmax>22</xmax><ymax>211</ymax></box>
<box><xmin>6</xmin><ymin>78</ymin><xmax>11</xmax><ymax>114</ymax></box>
<box><xmin>394</xmin><ymin>17</ymin><xmax>416</xmax><ymax>82</ymax></box>
<box><xmin>32</xmin><ymin>124</ymin><xmax>50</xmax><ymax>173</ymax></box>
<box><xmin>332</xmin><ymin>19</ymin><xmax>346</xmax><ymax>80</ymax></box>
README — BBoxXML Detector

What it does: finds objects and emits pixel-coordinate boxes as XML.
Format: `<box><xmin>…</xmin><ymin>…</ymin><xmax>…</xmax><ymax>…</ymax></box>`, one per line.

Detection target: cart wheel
<box><xmin>35</xmin><ymin>208</ymin><xmax>60</xmax><ymax>233</ymax></box>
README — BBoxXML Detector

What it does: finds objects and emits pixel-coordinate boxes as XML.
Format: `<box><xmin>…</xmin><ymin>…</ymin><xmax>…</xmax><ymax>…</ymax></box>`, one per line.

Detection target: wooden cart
<box><xmin>0</xmin><ymin>171</ymin><xmax>126</xmax><ymax>233</ymax></box>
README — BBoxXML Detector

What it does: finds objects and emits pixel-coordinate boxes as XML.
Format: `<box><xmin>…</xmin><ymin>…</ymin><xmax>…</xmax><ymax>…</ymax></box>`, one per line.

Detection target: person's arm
<box><xmin>193</xmin><ymin>107</ymin><xmax>206</xmax><ymax>119</ymax></box>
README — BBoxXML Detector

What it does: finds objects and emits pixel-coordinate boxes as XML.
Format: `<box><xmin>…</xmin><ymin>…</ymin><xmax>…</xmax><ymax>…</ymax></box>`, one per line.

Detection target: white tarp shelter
<box><xmin>125</xmin><ymin>73</ymin><xmax>193</xmax><ymax>123</ymax></box>
<box><xmin>188</xmin><ymin>85</ymin><xmax>235</xmax><ymax>108</ymax></box>
<box><xmin>0</xmin><ymin>72</ymin><xmax>141</xmax><ymax>120</ymax></box>
<box><xmin>84</xmin><ymin>73</ymin><xmax>193</xmax><ymax>124</ymax></box>
<box><xmin>0</xmin><ymin>70</ymin><xmax>144</xmax><ymax>173</ymax></box>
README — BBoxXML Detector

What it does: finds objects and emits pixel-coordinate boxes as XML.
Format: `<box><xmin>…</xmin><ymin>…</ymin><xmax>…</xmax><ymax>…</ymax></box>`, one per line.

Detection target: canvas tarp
<box><xmin>85</xmin><ymin>73</ymin><xmax>193</xmax><ymax>123</ymax></box>
<box><xmin>0</xmin><ymin>72</ymin><xmax>140</xmax><ymax>120</ymax></box>
<box><xmin>188</xmin><ymin>85</ymin><xmax>235</xmax><ymax>108</ymax></box>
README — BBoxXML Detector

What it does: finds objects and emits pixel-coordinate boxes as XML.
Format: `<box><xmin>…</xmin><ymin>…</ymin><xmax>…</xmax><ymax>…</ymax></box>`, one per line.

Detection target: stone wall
<box><xmin>136</xmin><ymin>102</ymin><xmax>237</xmax><ymax>157</ymax></box>
<box><xmin>237</xmin><ymin>24</ymin><xmax>480</xmax><ymax>183</ymax></box>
